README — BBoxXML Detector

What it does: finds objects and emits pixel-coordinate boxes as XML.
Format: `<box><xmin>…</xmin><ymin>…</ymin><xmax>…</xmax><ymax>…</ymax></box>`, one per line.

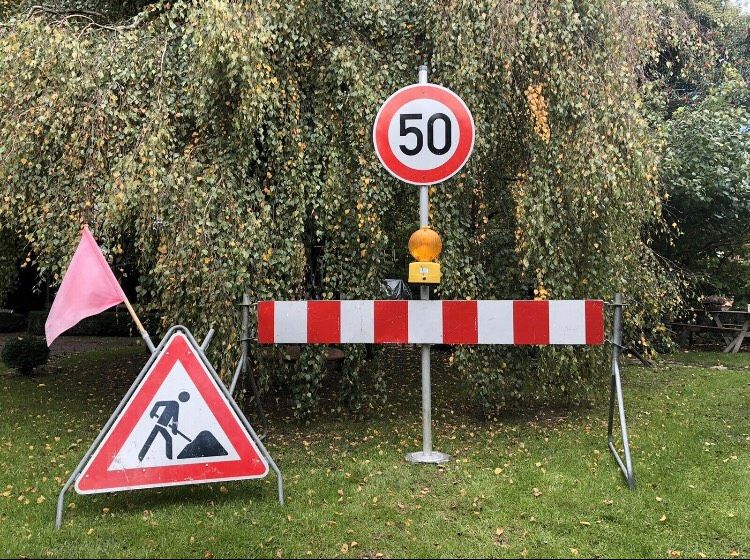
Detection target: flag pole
<box><xmin>122</xmin><ymin>298</ymin><xmax>156</xmax><ymax>354</ymax></box>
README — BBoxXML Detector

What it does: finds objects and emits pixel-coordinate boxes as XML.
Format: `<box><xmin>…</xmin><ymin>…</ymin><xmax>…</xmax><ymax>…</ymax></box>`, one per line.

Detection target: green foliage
<box><xmin>643</xmin><ymin>0</ymin><xmax>749</xmax><ymax>116</ymax></box>
<box><xmin>26</xmin><ymin>309</ymin><xmax>149</xmax><ymax>337</ymax></box>
<box><xmin>0</xmin><ymin>228</ymin><xmax>20</xmax><ymax>306</ymax></box>
<box><xmin>659</xmin><ymin>66</ymin><xmax>750</xmax><ymax>304</ymax></box>
<box><xmin>0</xmin><ymin>0</ymin><xmax>682</xmax><ymax>415</ymax></box>
<box><xmin>0</xmin><ymin>336</ymin><xmax>50</xmax><ymax>375</ymax></box>
<box><xmin>678</xmin><ymin>0</ymin><xmax>750</xmax><ymax>80</ymax></box>
<box><xmin>642</xmin><ymin>0</ymin><xmax>750</xmax><ymax>317</ymax></box>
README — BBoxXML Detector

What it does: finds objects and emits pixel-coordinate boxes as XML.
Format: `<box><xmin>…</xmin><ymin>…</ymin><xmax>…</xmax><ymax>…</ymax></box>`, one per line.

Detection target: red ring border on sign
<box><xmin>373</xmin><ymin>83</ymin><xmax>475</xmax><ymax>185</ymax></box>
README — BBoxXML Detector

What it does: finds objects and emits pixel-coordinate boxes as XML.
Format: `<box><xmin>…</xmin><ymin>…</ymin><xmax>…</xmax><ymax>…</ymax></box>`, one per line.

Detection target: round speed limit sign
<box><xmin>373</xmin><ymin>83</ymin><xmax>475</xmax><ymax>185</ymax></box>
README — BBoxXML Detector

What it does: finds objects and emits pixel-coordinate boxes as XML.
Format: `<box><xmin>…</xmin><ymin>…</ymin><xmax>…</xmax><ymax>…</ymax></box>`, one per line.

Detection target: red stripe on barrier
<box><xmin>257</xmin><ymin>301</ymin><xmax>274</xmax><ymax>344</ymax></box>
<box><xmin>513</xmin><ymin>300</ymin><xmax>550</xmax><ymax>345</ymax></box>
<box><xmin>374</xmin><ymin>300</ymin><xmax>408</xmax><ymax>343</ymax></box>
<box><xmin>443</xmin><ymin>300</ymin><xmax>478</xmax><ymax>344</ymax></box>
<box><xmin>307</xmin><ymin>301</ymin><xmax>341</xmax><ymax>343</ymax></box>
<box><xmin>585</xmin><ymin>300</ymin><xmax>605</xmax><ymax>345</ymax></box>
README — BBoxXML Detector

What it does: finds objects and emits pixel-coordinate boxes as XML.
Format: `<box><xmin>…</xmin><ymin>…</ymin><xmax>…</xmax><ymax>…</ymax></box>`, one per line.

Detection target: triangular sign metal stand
<box><xmin>55</xmin><ymin>325</ymin><xmax>283</xmax><ymax>529</ymax></box>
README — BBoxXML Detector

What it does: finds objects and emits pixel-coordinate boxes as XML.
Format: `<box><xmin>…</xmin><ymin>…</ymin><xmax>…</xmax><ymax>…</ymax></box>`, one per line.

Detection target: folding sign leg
<box><xmin>607</xmin><ymin>293</ymin><xmax>636</xmax><ymax>490</ymax></box>
<box><xmin>240</xmin><ymin>356</ymin><xmax>269</xmax><ymax>441</ymax></box>
<box><xmin>187</xmin><ymin>327</ymin><xmax>283</xmax><ymax>506</ymax></box>
<box><xmin>56</xmin><ymin>329</ymin><xmax>165</xmax><ymax>529</ymax></box>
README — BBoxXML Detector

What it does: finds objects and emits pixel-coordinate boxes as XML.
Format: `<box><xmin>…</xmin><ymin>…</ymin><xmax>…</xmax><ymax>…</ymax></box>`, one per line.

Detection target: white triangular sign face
<box><xmin>110</xmin><ymin>360</ymin><xmax>242</xmax><ymax>469</ymax></box>
<box><xmin>75</xmin><ymin>331</ymin><xmax>269</xmax><ymax>494</ymax></box>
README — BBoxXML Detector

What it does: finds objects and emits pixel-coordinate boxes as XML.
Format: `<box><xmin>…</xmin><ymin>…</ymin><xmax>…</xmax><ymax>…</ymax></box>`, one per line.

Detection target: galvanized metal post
<box><xmin>201</xmin><ymin>328</ymin><xmax>215</xmax><ymax>351</ymax></box>
<box><xmin>230</xmin><ymin>294</ymin><xmax>268</xmax><ymax>439</ymax></box>
<box><xmin>230</xmin><ymin>294</ymin><xmax>250</xmax><ymax>396</ymax></box>
<box><xmin>607</xmin><ymin>293</ymin><xmax>636</xmax><ymax>489</ymax></box>
<box><xmin>406</xmin><ymin>64</ymin><xmax>450</xmax><ymax>465</ymax></box>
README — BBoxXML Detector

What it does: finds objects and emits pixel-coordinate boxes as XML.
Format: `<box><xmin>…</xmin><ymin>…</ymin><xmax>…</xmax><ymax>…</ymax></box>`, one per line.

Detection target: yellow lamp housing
<box><xmin>409</xmin><ymin>261</ymin><xmax>441</xmax><ymax>284</ymax></box>
<box><xmin>408</xmin><ymin>227</ymin><xmax>442</xmax><ymax>262</ymax></box>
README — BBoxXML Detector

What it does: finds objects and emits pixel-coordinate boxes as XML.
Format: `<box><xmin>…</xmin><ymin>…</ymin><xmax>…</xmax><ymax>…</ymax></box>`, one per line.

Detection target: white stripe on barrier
<box><xmin>408</xmin><ymin>300</ymin><xmax>443</xmax><ymax>344</ymax></box>
<box><xmin>549</xmin><ymin>300</ymin><xmax>586</xmax><ymax>345</ymax></box>
<box><xmin>274</xmin><ymin>301</ymin><xmax>307</xmax><ymax>344</ymax></box>
<box><xmin>340</xmin><ymin>300</ymin><xmax>374</xmax><ymax>343</ymax></box>
<box><xmin>477</xmin><ymin>300</ymin><xmax>514</xmax><ymax>344</ymax></box>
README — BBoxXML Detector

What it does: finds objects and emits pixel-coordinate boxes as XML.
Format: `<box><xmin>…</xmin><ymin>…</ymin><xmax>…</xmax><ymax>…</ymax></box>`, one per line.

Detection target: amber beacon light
<box><xmin>408</xmin><ymin>227</ymin><xmax>442</xmax><ymax>284</ymax></box>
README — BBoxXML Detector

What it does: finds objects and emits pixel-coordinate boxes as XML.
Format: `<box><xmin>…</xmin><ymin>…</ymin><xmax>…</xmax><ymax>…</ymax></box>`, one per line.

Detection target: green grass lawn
<box><xmin>0</xmin><ymin>345</ymin><xmax>748</xmax><ymax>558</ymax></box>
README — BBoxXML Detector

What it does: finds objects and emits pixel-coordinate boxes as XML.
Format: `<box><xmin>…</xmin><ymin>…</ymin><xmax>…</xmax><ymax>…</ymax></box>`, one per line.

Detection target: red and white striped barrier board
<box><xmin>258</xmin><ymin>300</ymin><xmax>604</xmax><ymax>346</ymax></box>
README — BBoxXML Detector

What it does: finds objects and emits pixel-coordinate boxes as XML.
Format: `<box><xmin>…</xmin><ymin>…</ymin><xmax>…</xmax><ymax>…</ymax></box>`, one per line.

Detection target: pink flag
<box><xmin>45</xmin><ymin>225</ymin><xmax>127</xmax><ymax>346</ymax></box>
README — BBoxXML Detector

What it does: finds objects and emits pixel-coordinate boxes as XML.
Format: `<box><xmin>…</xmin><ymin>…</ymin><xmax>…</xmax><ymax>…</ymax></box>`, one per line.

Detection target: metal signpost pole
<box><xmin>233</xmin><ymin>293</ymin><xmax>268</xmax><ymax>439</ymax></box>
<box><xmin>406</xmin><ymin>65</ymin><xmax>449</xmax><ymax>465</ymax></box>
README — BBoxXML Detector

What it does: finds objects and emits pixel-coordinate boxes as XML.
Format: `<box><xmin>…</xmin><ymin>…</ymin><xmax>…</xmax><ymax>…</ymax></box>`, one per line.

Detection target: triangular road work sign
<box><xmin>75</xmin><ymin>331</ymin><xmax>269</xmax><ymax>494</ymax></box>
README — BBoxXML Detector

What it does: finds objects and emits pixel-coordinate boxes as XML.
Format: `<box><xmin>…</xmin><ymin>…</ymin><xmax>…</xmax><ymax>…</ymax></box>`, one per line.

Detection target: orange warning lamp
<box><xmin>408</xmin><ymin>227</ymin><xmax>442</xmax><ymax>284</ymax></box>
<box><xmin>408</xmin><ymin>227</ymin><xmax>442</xmax><ymax>261</ymax></box>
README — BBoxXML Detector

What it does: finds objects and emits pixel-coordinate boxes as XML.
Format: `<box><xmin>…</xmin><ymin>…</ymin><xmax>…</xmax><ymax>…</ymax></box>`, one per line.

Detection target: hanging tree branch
<box><xmin>26</xmin><ymin>4</ymin><xmax>162</xmax><ymax>33</ymax></box>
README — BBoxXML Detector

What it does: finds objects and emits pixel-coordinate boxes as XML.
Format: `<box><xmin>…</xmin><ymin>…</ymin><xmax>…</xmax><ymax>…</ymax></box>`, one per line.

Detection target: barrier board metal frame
<box><xmin>255</xmin><ymin>292</ymin><xmax>635</xmax><ymax>488</ymax></box>
<box><xmin>607</xmin><ymin>294</ymin><xmax>636</xmax><ymax>489</ymax></box>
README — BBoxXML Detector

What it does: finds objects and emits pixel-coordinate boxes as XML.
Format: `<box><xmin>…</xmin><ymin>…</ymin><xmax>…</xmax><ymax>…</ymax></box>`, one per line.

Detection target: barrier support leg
<box><xmin>607</xmin><ymin>293</ymin><xmax>636</xmax><ymax>489</ymax></box>
<box><xmin>229</xmin><ymin>294</ymin><xmax>268</xmax><ymax>439</ymax></box>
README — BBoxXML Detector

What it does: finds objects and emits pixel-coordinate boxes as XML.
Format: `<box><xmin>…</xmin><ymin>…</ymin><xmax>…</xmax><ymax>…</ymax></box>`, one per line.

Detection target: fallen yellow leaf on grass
<box><xmin>580</xmin><ymin>520</ymin><xmax>590</xmax><ymax>526</ymax></box>
<box><xmin>660</xmin><ymin>515</ymin><xmax>667</xmax><ymax>522</ymax></box>
<box><xmin>532</xmin><ymin>488</ymin><xmax>542</xmax><ymax>497</ymax></box>
<box><xmin>570</xmin><ymin>548</ymin><xmax>579</xmax><ymax>556</ymax></box>
<box><xmin>340</xmin><ymin>543</ymin><xmax>349</xmax><ymax>554</ymax></box>
<box><xmin>496</xmin><ymin>527</ymin><xmax>504</xmax><ymax>536</ymax></box>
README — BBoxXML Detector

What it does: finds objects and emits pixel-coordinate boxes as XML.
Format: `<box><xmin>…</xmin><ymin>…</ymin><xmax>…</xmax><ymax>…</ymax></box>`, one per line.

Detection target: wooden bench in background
<box><xmin>669</xmin><ymin>308</ymin><xmax>750</xmax><ymax>353</ymax></box>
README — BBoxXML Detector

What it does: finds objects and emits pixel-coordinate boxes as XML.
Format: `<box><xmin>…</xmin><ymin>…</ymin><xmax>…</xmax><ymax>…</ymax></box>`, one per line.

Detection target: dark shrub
<box><xmin>1</xmin><ymin>336</ymin><xmax>50</xmax><ymax>376</ymax></box>
<box><xmin>0</xmin><ymin>311</ymin><xmax>26</xmax><ymax>333</ymax></box>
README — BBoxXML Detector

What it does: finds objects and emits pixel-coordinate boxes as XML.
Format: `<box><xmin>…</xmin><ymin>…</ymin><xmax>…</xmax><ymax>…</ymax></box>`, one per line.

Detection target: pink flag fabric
<box><xmin>45</xmin><ymin>225</ymin><xmax>127</xmax><ymax>346</ymax></box>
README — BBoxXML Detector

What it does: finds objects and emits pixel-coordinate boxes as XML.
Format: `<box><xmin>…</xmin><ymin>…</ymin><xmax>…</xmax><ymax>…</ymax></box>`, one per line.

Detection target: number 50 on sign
<box><xmin>373</xmin><ymin>83</ymin><xmax>475</xmax><ymax>186</ymax></box>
